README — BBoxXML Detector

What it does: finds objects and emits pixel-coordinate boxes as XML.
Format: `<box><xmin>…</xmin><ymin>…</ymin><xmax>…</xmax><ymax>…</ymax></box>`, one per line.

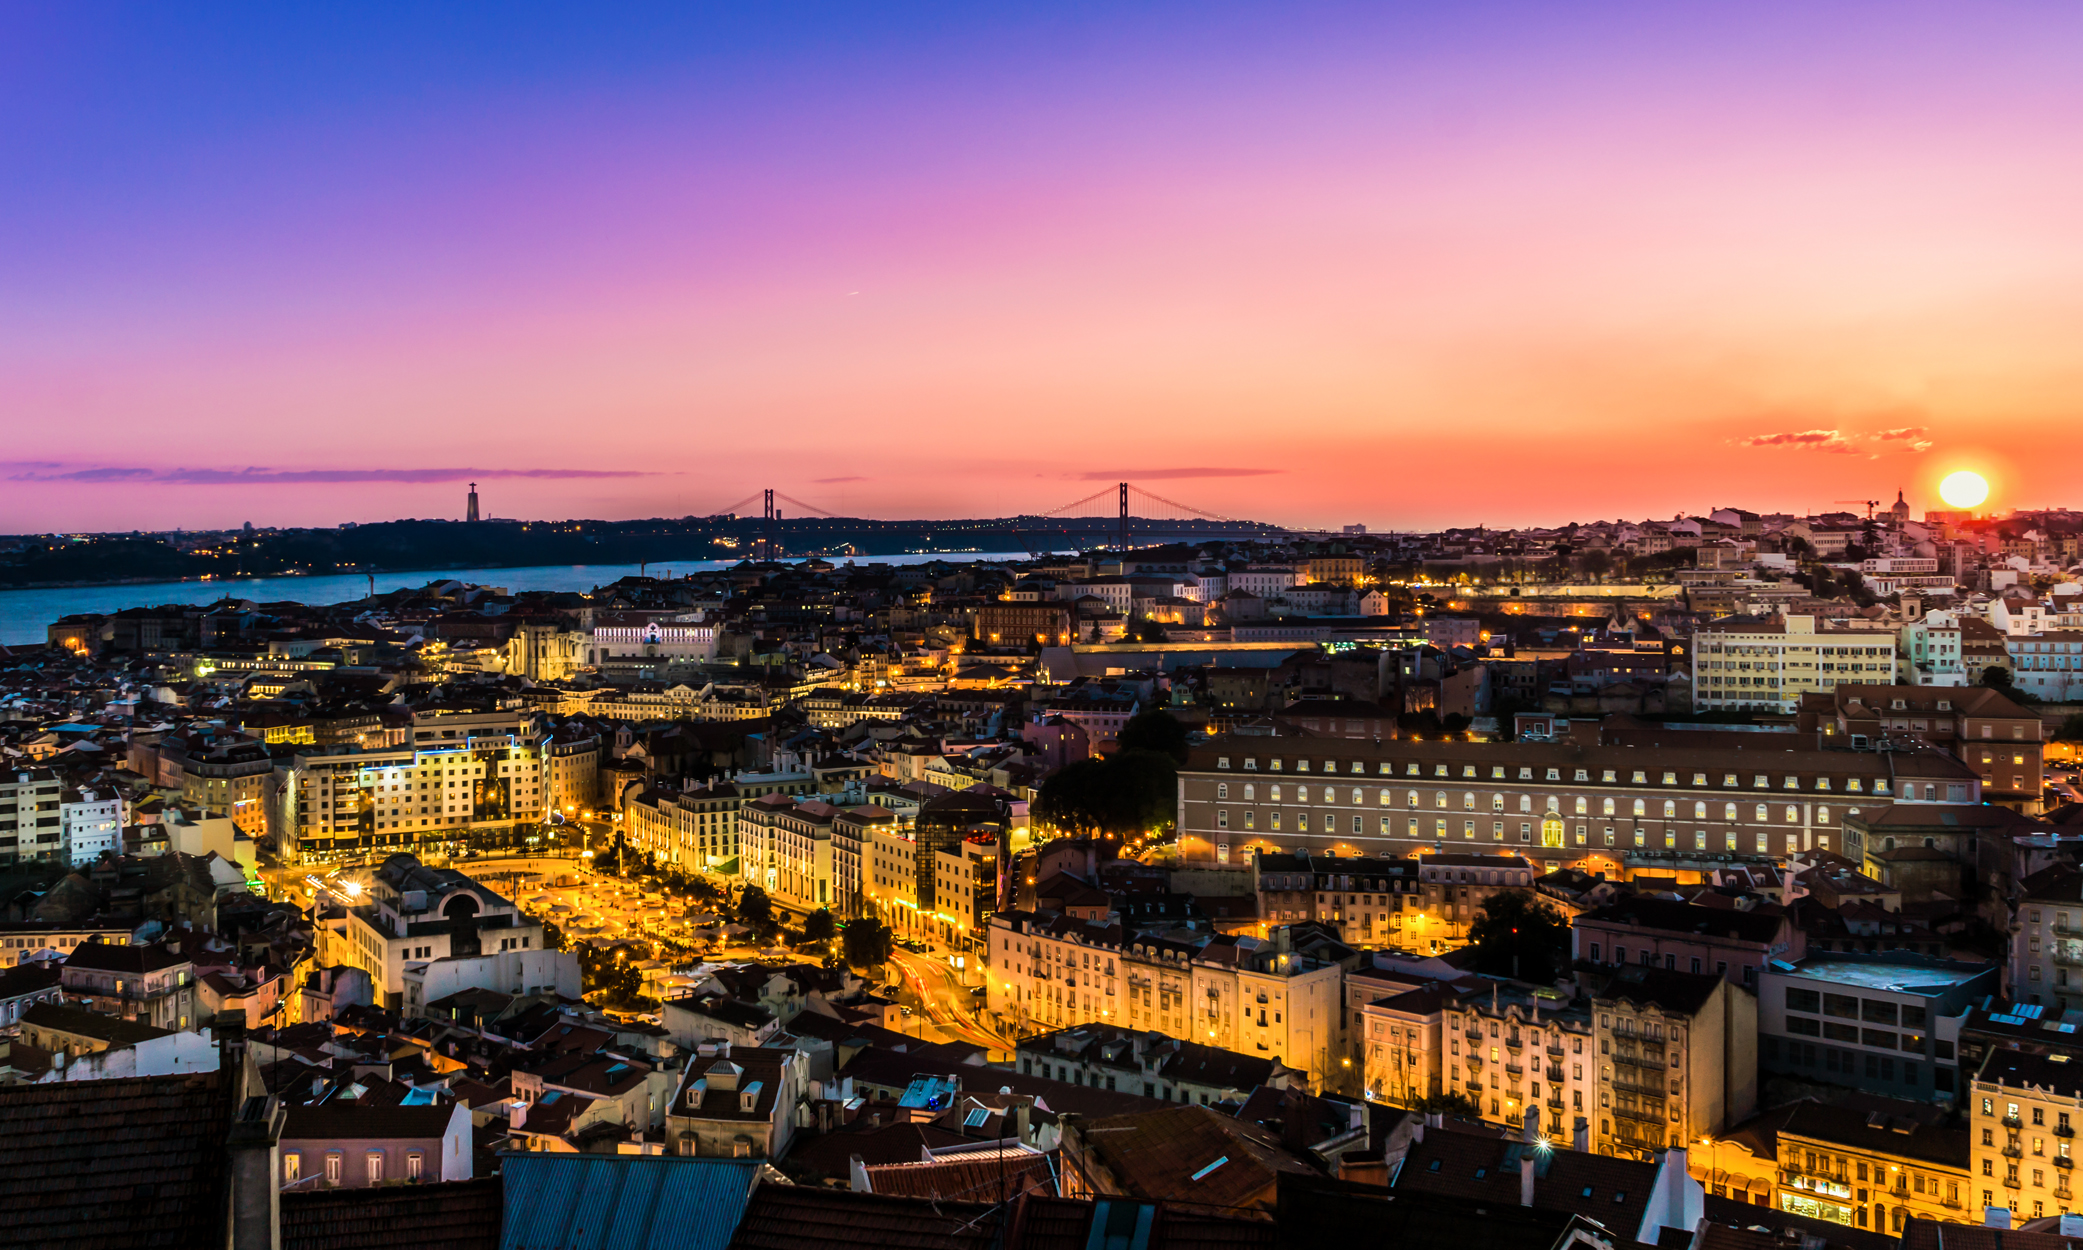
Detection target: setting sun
<box><xmin>1939</xmin><ymin>471</ymin><xmax>1990</xmax><ymax>510</ymax></box>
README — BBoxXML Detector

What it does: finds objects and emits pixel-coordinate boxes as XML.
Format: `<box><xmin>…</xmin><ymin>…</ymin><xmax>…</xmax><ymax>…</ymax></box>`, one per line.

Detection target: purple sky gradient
<box><xmin>4</xmin><ymin>3</ymin><xmax>2081</xmax><ymax>531</ymax></box>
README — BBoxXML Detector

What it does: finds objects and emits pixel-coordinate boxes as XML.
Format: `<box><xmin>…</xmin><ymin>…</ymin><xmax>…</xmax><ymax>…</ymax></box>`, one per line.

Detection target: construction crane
<box><xmin>1833</xmin><ymin>499</ymin><xmax>1881</xmax><ymax>519</ymax></box>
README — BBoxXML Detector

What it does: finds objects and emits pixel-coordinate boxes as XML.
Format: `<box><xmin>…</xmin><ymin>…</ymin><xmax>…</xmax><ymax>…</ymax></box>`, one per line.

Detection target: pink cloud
<box><xmin>1738</xmin><ymin>430</ymin><xmax>1861</xmax><ymax>455</ymax></box>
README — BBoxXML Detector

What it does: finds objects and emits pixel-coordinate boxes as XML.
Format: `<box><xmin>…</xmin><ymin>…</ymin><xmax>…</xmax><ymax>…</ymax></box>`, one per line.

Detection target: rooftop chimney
<box><xmin>1520</xmin><ymin>1148</ymin><xmax>1537</xmax><ymax>1207</ymax></box>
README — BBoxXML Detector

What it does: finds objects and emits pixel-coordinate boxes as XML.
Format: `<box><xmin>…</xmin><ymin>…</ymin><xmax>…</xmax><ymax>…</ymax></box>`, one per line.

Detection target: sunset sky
<box><xmin>5</xmin><ymin>3</ymin><xmax>2081</xmax><ymax>534</ymax></box>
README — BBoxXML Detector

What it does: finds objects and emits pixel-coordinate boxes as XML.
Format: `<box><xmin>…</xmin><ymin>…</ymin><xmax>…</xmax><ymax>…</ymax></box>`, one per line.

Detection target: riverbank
<box><xmin>0</xmin><ymin>551</ymin><xmax>1031</xmax><ymax>647</ymax></box>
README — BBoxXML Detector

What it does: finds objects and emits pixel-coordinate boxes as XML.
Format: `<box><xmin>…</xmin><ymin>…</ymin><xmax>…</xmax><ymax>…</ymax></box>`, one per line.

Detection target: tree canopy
<box><xmin>1116</xmin><ymin>709</ymin><xmax>1190</xmax><ymax>763</ymax></box>
<box><xmin>1033</xmin><ymin>749</ymin><xmax>1177</xmax><ymax>837</ymax></box>
<box><xmin>1466</xmin><ymin>890</ymin><xmax>1571</xmax><ymax>982</ymax></box>
<box><xmin>736</xmin><ymin>885</ymin><xmax>773</xmax><ymax>926</ymax></box>
<box><xmin>841</xmin><ymin>917</ymin><xmax>894</xmax><ymax>968</ymax></box>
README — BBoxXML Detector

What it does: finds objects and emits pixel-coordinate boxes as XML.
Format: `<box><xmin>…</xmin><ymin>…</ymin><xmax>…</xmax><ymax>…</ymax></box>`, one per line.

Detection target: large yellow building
<box><xmin>985</xmin><ymin>917</ymin><xmax>1346</xmax><ymax>1089</ymax></box>
<box><xmin>1972</xmin><ymin>1050</ymin><xmax>2083</xmax><ymax>1221</ymax></box>
<box><xmin>1773</xmin><ymin>1100</ymin><xmax>1970</xmax><ymax>1233</ymax></box>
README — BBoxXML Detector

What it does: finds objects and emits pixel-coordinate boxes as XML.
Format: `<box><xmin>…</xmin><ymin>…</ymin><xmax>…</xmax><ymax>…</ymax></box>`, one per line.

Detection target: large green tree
<box><xmin>1117</xmin><ymin>709</ymin><xmax>1190</xmax><ymax>763</ymax></box>
<box><xmin>841</xmin><ymin>917</ymin><xmax>895</xmax><ymax>969</ymax></box>
<box><xmin>1466</xmin><ymin>890</ymin><xmax>1571</xmax><ymax>982</ymax></box>
<box><xmin>1034</xmin><ymin>750</ymin><xmax>1178</xmax><ymax>838</ymax></box>
<box><xmin>736</xmin><ymin>885</ymin><xmax>773</xmax><ymax>926</ymax></box>
<box><xmin>802</xmin><ymin>909</ymin><xmax>837</xmax><ymax>943</ymax></box>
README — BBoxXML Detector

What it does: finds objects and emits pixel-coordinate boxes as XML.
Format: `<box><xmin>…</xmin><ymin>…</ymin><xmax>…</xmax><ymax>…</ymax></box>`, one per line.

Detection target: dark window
<box><xmin>1823</xmin><ymin>994</ymin><xmax>1859</xmax><ymax>1020</ymax></box>
<box><xmin>1861</xmin><ymin>1000</ymin><xmax>1899</xmax><ymax>1026</ymax></box>
<box><xmin>1902</xmin><ymin>1005</ymin><xmax>1929</xmax><ymax>1029</ymax></box>
<box><xmin>1786</xmin><ymin>988</ymin><xmax>1822</xmax><ymax>1014</ymax></box>
<box><xmin>1863</xmin><ymin>1029</ymin><xmax>1897</xmax><ymax>1050</ymax></box>
<box><xmin>1824</xmin><ymin>1022</ymin><xmax>1860</xmax><ymax>1043</ymax></box>
<box><xmin>1787</xmin><ymin>1017</ymin><xmax>1821</xmax><ymax>1037</ymax></box>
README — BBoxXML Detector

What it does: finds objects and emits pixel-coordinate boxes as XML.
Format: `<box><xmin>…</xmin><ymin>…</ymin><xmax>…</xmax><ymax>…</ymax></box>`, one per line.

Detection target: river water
<box><xmin>0</xmin><ymin>551</ymin><xmax>1032</xmax><ymax>647</ymax></box>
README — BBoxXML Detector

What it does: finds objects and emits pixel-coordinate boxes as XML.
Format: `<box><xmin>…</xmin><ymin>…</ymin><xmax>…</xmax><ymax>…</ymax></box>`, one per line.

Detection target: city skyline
<box><xmin>6</xmin><ymin>4</ymin><xmax>2080</xmax><ymax>532</ymax></box>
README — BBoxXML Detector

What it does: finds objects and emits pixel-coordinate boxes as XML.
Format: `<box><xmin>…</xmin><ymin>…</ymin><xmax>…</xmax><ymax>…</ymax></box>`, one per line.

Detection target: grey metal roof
<box><xmin>499</xmin><ymin>1153</ymin><xmax>761</xmax><ymax>1250</ymax></box>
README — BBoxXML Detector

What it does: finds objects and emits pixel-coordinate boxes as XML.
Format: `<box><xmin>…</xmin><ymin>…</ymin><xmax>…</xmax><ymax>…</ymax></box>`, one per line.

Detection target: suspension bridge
<box><xmin>695</xmin><ymin>482</ymin><xmax>1291</xmax><ymax>560</ymax></box>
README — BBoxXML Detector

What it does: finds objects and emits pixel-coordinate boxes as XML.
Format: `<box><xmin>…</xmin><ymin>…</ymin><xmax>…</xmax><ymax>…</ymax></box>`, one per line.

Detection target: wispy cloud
<box><xmin>1871</xmin><ymin>427</ymin><xmax>1935</xmax><ymax>452</ymax></box>
<box><xmin>1073</xmin><ymin>468</ymin><xmax>1287</xmax><ymax>481</ymax></box>
<box><xmin>1</xmin><ymin>464</ymin><xmax>655</xmax><ymax>484</ymax></box>
<box><xmin>812</xmin><ymin>475</ymin><xmax>867</xmax><ymax>484</ymax></box>
<box><xmin>1736</xmin><ymin>430</ymin><xmax>1861</xmax><ymax>455</ymax></box>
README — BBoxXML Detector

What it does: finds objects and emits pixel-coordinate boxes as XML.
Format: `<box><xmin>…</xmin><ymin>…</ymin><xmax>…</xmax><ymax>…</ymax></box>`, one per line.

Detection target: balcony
<box><xmin>1505</xmin><ymin>1063</ymin><xmax>1525</xmax><ymax>1077</ymax></box>
<box><xmin>2003</xmin><ymin>1176</ymin><xmax>2022</xmax><ymax>1190</ymax></box>
<box><xmin>2003</xmin><ymin>1145</ymin><xmax>2024</xmax><ymax>1159</ymax></box>
<box><xmin>1466</xmin><ymin>1027</ymin><xmax>1484</xmax><ymax>1041</ymax></box>
<box><xmin>1612</xmin><ymin>1077</ymin><xmax>1665</xmax><ymax>1097</ymax></box>
<box><xmin>2057</xmin><ymin>1124</ymin><xmax>2076</xmax><ymax>1138</ymax></box>
<box><xmin>1546</xmin><ymin>1067</ymin><xmax>1566</xmax><ymax>1083</ymax></box>
<box><xmin>1613</xmin><ymin>1052</ymin><xmax>1669</xmax><ymax>1071</ymax></box>
<box><xmin>1547</xmin><ymin>1045</ymin><xmax>1566</xmax><ymax>1059</ymax></box>
<box><xmin>1506</xmin><ymin>1036</ymin><xmax>1524</xmax><ymax>1051</ymax></box>
<box><xmin>2004</xmin><ymin>1115</ymin><xmax>2024</xmax><ymax>1129</ymax></box>
<box><xmin>1467</xmin><ymin>1054</ymin><xmax>1484</xmax><ymax>1070</ymax></box>
<box><xmin>2057</xmin><ymin>1156</ymin><xmax>2075</xmax><ymax>1171</ymax></box>
<box><xmin>1611</xmin><ymin>1105</ymin><xmax>1667</xmax><ymax>1125</ymax></box>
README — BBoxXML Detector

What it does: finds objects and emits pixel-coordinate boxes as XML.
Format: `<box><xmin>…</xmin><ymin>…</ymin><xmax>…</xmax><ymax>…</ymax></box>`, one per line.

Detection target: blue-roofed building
<box><xmin>1758</xmin><ymin>951</ymin><xmax>1999</xmax><ymax>1104</ymax></box>
<box><xmin>499</xmin><ymin>1152</ymin><xmax>760</xmax><ymax>1250</ymax></box>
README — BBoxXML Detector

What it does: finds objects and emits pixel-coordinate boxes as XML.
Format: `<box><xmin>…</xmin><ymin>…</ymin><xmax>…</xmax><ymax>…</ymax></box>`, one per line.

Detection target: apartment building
<box><xmin>1177</xmin><ymin>738</ymin><xmax>1970</xmax><ymax>881</ymax></box>
<box><xmin>60</xmin><ymin>787</ymin><xmax>123</xmax><ymax>866</ymax></box>
<box><xmin>1592</xmin><ymin>967</ymin><xmax>1757</xmax><ymax>1161</ymax></box>
<box><xmin>1</xmin><ymin>767</ymin><xmax>64</xmax><ymax>865</ymax></box>
<box><xmin>1015</xmin><ymin>1023</ymin><xmax>1305</xmax><ymax>1105</ymax></box>
<box><xmin>830</xmin><ymin>805</ymin><xmax>898</xmax><ymax>920</ymax></box>
<box><xmin>275</xmin><ymin>710</ymin><xmax>546</xmax><ymax>863</ymax></box>
<box><xmin>863</xmin><ymin>822</ymin><xmax>925</xmax><ymax>939</ymax></box>
<box><xmin>1574</xmin><ymin>895</ymin><xmax>1800</xmax><ymax>991</ymax></box>
<box><xmin>1900</xmin><ymin>612</ymin><xmax>1967</xmax><ymax>686</ymax></box>
<box><xmin>985</xmin><ymin>916</ymin><xmax>1346</xmax><ymax>1088</ymax></box>
<box><xmin>542</xmin><ymin>725</ymin><xmax>601</xmax><ymax>819</ymax></box>
<box><xmin>1252</xmin><ymin>851</ymin><xmax>1426</xmax><ymax>950</ymax></box>
<box><xmin>623</xmin><ymin>781</ymin><xmax>744</xmax><ymax>874</ymax></box>
<box><xmin>2010</xmin><ymin>866</ymin><xmax>2083</xmax><ymax>1013</ymax></box>
<box><xmin>1759</xmin><ymin>953</ymin><xmax>1996</xmax><ymax>1103</ymax></box>
<box><xmin>1970</xmin><ymin>1050</ymin><xmax>2083</xmax><ymax>1221</ymax></box>
<box><xmin>1359</xmin><ymin>977</ymin><xmax>1465</xmax><ymax>1110</ymax></box>
<box><xmin>1773</xmin><ymin>1100</ymin><xmax>1970</xmax><ymax>1232</ymax></box>
<box><xmin>1438</xmin><ymin>982</ymin><xmax>1597</xmax><ymax>1139</ymax></box>
<box><xmin>1692</xmin><ymin>614</ymin><xmax>1899</xmax><ymax>713</ymax></box>
<box><xmin>59</xmin><ymin>940</ymin><xmax>197</xmax><ymax>1031</ymax></box>
<box><xmin>738</xmin><ymin>794</ymin><xmax>838</xmax><ymax>913</ymax></box>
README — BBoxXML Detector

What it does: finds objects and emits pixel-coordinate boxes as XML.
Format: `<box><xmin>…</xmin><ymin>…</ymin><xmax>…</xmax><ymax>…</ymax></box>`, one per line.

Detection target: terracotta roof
<box><xmin>280</xmin><ymin>1176</ymin><xmax>501</xmax><ymax>1250</ymax></box>
<box><xmin>281</xmin><ymin>1101</ymin><xmax>459</xmax><ymax>1141</ymax></box>
<box><xmin>863</xmin><ymin>1151</ymin><xmax>1055</xmax><ymax>1201</ymax></box>
<box><xmin>729</xmin><ymin>1185</ymin><xmax>1006</xmax><ymax>1250</ymax></box>
<box><xmin>1068</xmin><ymin>1104</ymin><xmax>1314</xmax><ymax>1214</ymax></box>
<box><xmin>0</xmin><ymin>1070</ymin><xmax>233</xmax><ymax>1249</ymax></box>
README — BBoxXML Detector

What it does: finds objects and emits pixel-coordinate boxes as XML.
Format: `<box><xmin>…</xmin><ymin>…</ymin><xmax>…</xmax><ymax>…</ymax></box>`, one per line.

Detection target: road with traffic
<box><xmin>888</xmin><ymin>947</ymin><xmax>1016</xmax><ymax>1055</ymax></box>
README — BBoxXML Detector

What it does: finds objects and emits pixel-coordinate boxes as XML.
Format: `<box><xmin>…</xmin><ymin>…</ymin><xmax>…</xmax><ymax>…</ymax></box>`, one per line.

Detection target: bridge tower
<box><xmin>1118</xmin><ymin>481</ymin><xmax>1129</xmax><ymax>551</ymax></box>
<box><xmin>763</xmin><ymin>488</ymin><xmax>778</xmax><ymax>562</ymax></box>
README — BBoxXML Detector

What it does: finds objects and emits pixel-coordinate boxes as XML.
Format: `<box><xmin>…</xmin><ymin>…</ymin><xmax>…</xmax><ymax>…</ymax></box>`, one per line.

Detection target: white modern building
<box><xmin>61</xmin><ymin>788</ymin><xmax>124</xmax><ymax>866</ymax></box>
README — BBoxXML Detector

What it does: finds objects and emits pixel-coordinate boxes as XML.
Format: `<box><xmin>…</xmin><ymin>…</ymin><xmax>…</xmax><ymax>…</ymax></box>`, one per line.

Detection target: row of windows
<box><xmin>1214</xmin><ymin>782</ymin><xmax>1840</xmax><ymax>823</ymax></box>
<box><xmin>1212</xmin><ymin>758</ymin><xmax>1879</xmax><ymax>792</ymax></box>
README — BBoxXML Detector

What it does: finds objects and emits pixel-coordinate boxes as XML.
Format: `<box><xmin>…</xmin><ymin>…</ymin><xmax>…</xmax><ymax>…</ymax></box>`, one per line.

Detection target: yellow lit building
<box><xmin>1772</xmin><ymin>1100</ymin><xmax>1969</xmax><ymax>1232</ymax></box>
